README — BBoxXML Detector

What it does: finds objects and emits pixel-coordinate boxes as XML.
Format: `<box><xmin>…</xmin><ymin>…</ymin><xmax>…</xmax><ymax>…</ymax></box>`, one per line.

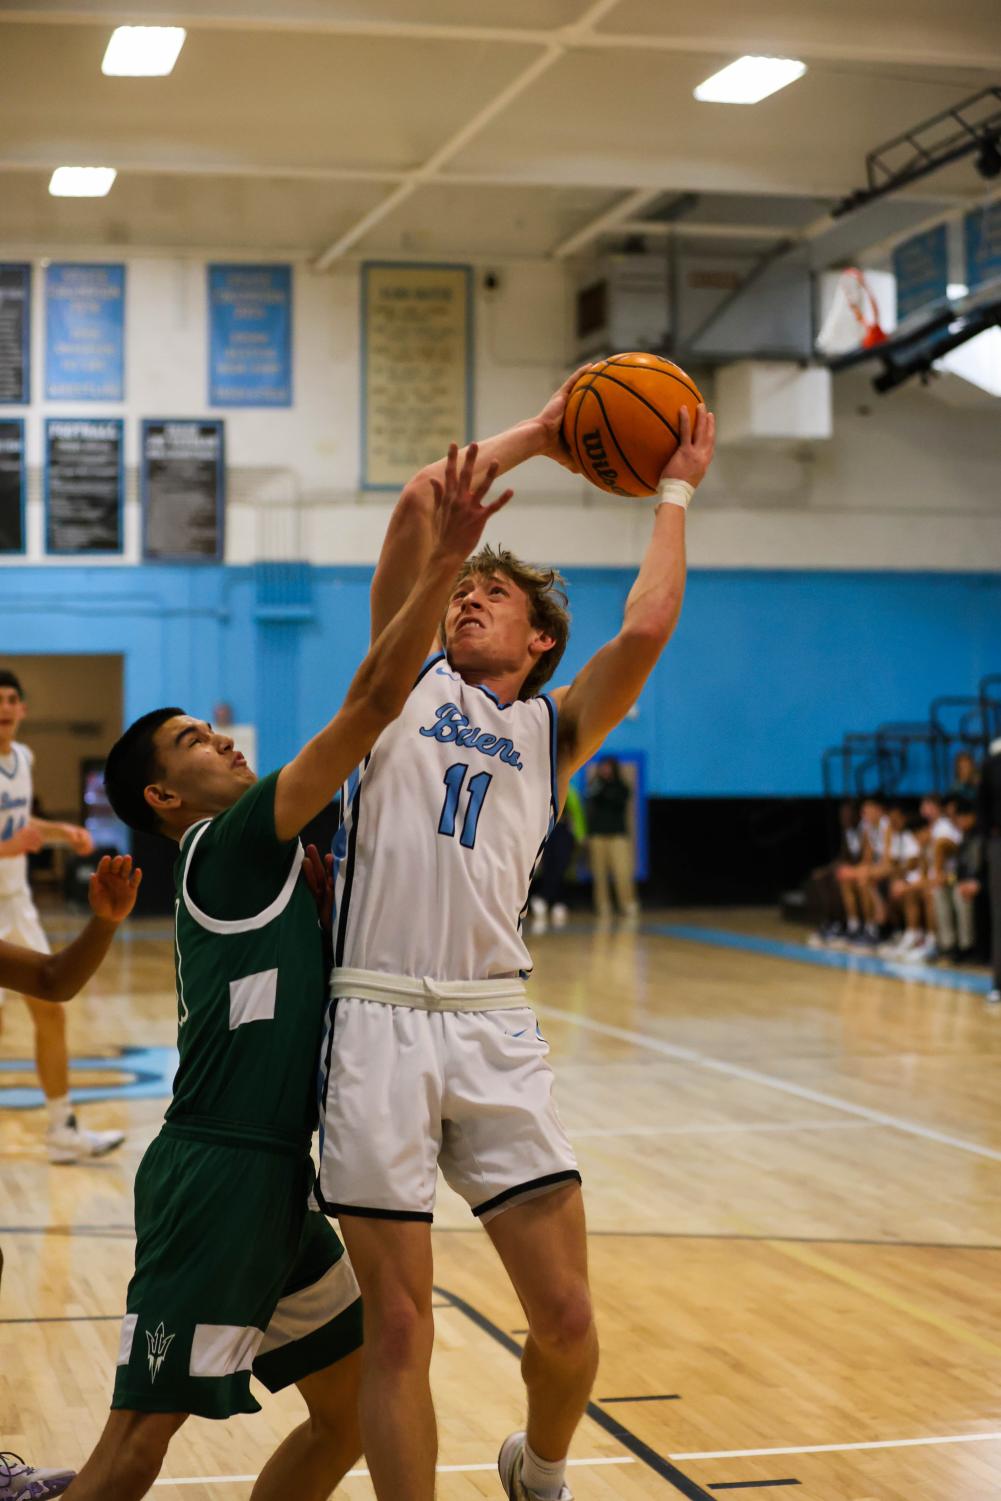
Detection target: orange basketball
<box><xmin>563</xmin><ymin>353</ymin><xmax>703</xmax><ymax>498</ymax></box>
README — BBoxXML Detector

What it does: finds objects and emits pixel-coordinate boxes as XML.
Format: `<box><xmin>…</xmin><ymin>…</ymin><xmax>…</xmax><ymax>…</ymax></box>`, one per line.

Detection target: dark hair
<box><xmin>104</xmin><ymin>707</ymin><xmax>185</xmax><ymax>835</ymax></box>
<box><xmin>450</xmin><ymin>544</ymin><xmax>570</xmax><ymax>699</ymax></box>
<box><xmin>0</xmin><ymin>670</ymin><xmax>24</xmax><ymax>699</ymax></box>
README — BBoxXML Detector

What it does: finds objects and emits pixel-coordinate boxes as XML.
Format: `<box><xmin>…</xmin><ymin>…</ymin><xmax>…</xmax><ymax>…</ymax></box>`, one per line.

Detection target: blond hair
<box><xmin>449</xmin><ymin>544</ymin><xmax>571</xmax><ymax>700</ymax></box>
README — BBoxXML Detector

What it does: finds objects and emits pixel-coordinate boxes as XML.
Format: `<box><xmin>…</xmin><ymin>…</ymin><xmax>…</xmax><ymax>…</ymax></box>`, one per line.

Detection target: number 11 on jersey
<box><xmin>438</xmin><ymin>763</ymin><xmax>493</xmax><ymax>850</ymax></box>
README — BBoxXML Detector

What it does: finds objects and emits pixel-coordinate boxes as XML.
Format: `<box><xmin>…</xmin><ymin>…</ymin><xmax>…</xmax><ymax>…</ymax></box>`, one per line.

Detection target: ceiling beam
<box><xmin>550</xmin><ymin>188</ymin><xmax>665</xmax><ymax>259</ymax></box>
<box><xmin>312</xmin><ymin>0</ymin><xmax>623</xmax><ymax>270</ymax></box>
<box><xmin>2</xmin><ymin>7</ymin><xmax>999</xmax><ymax>72</ymax></box>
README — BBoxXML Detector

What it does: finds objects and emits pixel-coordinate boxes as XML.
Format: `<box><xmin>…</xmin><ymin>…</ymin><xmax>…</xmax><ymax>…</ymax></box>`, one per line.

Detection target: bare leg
<box><xmin>63</xmin><ymin>1411</ymin><xmax>186</xmax><ymax>1501</ymax></box>
<box><xmin>22</xmin><ymin>992</ymin><xmax>69</xmax><ymax>1099</ymax></box>
<box><xmin>838</xmin><ymin>874</ymin><xmax>861</xmax><ymax>925</ymax></box>
<box><xmin>251</xmin><ymin>1353</ymin><xmax>363</xmax><ymax>1501</ymax></box>
<box><xmin>486</xmin><ymin>1184</ymin><xmax>598</xmax><ymax>1466</ymax></box>
<box><xmin>338</xmin><ymin>1217</ymin><xmax>436</xmax><ymax>1501</ymax></box>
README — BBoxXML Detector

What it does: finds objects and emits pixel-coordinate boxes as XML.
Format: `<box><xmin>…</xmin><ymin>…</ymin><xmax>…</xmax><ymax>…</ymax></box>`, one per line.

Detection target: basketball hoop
<box><xmin>816</xmin><ymin>266</ymin><xmax>888</xmax><ymax>357</ymax></box>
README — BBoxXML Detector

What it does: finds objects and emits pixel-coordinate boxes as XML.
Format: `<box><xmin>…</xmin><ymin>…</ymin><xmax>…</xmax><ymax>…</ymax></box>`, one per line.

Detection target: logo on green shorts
<box><xmin>146</xmin><ymin>1322</ymin><xmax>175</xmax><ymax>1383</ymax></box>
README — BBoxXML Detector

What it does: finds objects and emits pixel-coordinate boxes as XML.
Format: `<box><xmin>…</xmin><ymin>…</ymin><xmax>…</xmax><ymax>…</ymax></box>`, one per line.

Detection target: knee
<box><xmin>529</xmin><ymin>1282</ymin><xmax>595</xmax><ymax>1357</ymax></box>
<box><xmin>367</xmin><ymin>1294</ymin><xmax>432</xmax><ymax>1370</ymax></box>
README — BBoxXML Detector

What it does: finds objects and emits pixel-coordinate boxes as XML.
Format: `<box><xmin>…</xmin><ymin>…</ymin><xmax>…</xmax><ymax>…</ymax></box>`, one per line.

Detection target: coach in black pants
<box><xmin>980</xmin><ymin>742</ymin><xmax>1001</xmax><ymax>1004</ymax></box>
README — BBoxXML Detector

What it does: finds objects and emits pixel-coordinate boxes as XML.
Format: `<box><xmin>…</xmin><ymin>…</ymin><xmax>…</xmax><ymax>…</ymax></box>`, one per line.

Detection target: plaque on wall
<box><xmin>45</xmin><ymin>418</ymin><xmax>124</xmax><ymax>555</ymax></box>
<box><xmin>0</xmin><ymin>265</ymin><xmax>31</xmax><ymax>405</ymax></box>
<box><xmin>361</xmin><ymin>263</ymin><xmax>472</xmax><ymax>490</ymax></box>
<box><xmin>141</xmin><ymin>419</ymin><xmax>225</xmax><ymax>562</ymax></box>
<box><xmin>0</xmin><ymin>419</ymin><xmax>25</xmax><ymax>553</ymax></box>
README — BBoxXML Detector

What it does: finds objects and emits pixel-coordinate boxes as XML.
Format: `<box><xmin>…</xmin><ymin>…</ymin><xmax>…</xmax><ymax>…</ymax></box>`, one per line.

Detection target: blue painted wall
<box><xmin>3</xmin><ymin>565</ymin><xmax>999</xmax><ymax>794</ymax></box>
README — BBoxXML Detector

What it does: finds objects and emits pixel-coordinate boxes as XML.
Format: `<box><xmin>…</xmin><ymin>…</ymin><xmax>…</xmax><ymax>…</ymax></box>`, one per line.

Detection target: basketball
<box><xmin>563</xmin><ymin>352</ymin><xmax>704</xmax><ymax>497</ymax></box>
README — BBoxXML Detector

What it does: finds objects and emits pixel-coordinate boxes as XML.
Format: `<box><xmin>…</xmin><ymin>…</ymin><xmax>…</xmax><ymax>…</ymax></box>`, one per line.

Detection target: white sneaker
<box><xmin>497</xmin><ymin>1433</ymin><xmax>572</xmax><ymax>1501</ymax></box>
<box><xmin>550</xmin><ymin>903</ymin><xmax>568</xmax><ymax>928</ymax></box>
<box><xmin>0</xmin><ymin>1451</ymin><xmax>75</xmax><ymax>1498</ymax></box>
<box><xmin>900</xmin><ymin>936</ymin><xmax>938</xmax><ymax>964</ymax></box>
<box><xmin>46</xmin><ymin>1114</ymin><xmax>125</xmax><ymax>1165</ymax></box>
<box><xmin>986</xmin><ymin>988</ymin><xmax>1001</xmax><ymax>1008</ymax></box>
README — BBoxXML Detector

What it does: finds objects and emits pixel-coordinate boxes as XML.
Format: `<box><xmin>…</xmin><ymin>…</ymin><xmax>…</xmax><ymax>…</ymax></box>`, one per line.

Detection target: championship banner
<box><xmin>0</xmin><ymin>265</ymin><xmax>31</xmax><ymax>405</ymax></box>
<box><xmin>361</xmin><ymin>262</ymin><xmax>472</xmax><ymax>490</ymax></box>
<box><xmin>208</xmin><ymin>265</ymin><xmax>292</xmax><ymax>407</ymax></box>
<box><xmin>964</xmin><ymin>200</ymin><xmax>1001</xmax><ymax>294</ymax></box>
<box><xmin>142</xmin><ymin>419</ymin><xmax>225</xmax><ymax>562</ymax></box>
<box><xmin>45</xmin><ymin>417</ymin><xmax>124</xmax><ymax>555</ymax></box>
<box><xmin>45</xmin><ymin>263</ymin><xmax>126</xmax><ymax>401</ymax></box>
<box><xmin>0</xmin><ymin>418</ymin><xmax>25</xmax><ymax>554</ymax></box>
<box><xmin>892</xmin><ymin>226</ymin><xmax>948</xmax><ymax>322</ymax></box>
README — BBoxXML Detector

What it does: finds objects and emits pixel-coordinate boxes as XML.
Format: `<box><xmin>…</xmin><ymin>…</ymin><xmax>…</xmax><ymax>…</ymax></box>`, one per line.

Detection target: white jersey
<box><xmin>0</xmin><ymin>742</ymin><xmax>33</xmax><ymax>898</ymax></box>
<box><xmin>332</xmin><ymin>653</ymin><xmax>558</xmax><ymax>983</ymax></box>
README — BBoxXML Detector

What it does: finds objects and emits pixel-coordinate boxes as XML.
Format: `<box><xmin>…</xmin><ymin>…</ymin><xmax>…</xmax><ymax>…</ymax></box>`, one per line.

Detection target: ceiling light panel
<box><xmin>102</xmin><ymin>25</ymin><xmax>186</xmax><ymax>77</ymax></box>
<box><xmin>695</xmin><ymin>56</ymin><xmax>807</xmax><ymax>105</ymax></box>
<box><xmin>49</xmin><ymin>167</ymin><xmax>117</xmax><ymax>197</ymax></box>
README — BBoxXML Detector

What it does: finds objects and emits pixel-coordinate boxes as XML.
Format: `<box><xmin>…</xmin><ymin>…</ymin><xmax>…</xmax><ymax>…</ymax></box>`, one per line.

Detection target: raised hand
<box><xmin>659</xmin><ymin>403</ymin><xmax>716</xmax><ymax>489</ymax></box>
<box><xmin>430</xmin><ymin>442</ymin><xmax>513</xmax><ymax>562</ymax></box>
<box><xmin>89</xmin><ymin>854</ymin><xmax>142</xmax><ymax>922</ymax></box>
<box><xmin>535</xmin><ymin>364</ymin><xmax>594</xmax><ymax>472</ymax></box>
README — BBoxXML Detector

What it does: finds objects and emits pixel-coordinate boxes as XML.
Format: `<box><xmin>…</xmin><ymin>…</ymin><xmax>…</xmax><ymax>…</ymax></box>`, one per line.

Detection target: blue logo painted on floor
<box><xmin>0</xmin><ymin>1045</ymin><xmax>178</xmax><ymax>1109</ymax></box>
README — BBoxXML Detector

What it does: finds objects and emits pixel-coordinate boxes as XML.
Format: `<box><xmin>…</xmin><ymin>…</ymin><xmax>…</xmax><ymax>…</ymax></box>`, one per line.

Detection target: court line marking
<box><xmin>766</xmin><ymin>1239</ymin><xmax>1001</xmax><ymax>1359</ymax></box>
<box><xmin>571</xmin><ymin>1120</ymin><xmax>875</xmax><ymax>1139</ymax></box>
<box><xmin>648</xmin><ymin>922</ymin><xmax>995</xmax><ymax>998</ymax></box>
<box><xmin>434</xmin><ymin>1284</ymin><xmax>715</xmax><ymax>1501</ymax></box>
<box><xmin>151</xmin><ymin>1457</ymin><xmax>636</xmax><ymax>1486</ymax></box>
<box><xmin>534</xmin><ymin>1004</ymin><xmax>1001</xmax><ymax>1165</ymax></box>
<box><xmin>672</xmin><ymin>1431</ymin><xmax>1001</xmax><ymax>1460</ymax></box>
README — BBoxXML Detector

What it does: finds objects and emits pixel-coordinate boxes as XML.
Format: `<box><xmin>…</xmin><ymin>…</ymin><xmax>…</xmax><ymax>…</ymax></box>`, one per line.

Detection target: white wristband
<box><xmin>656</xmin><ymin>478</ymin><xmax>694</xmax><ymax>511</ymax></box>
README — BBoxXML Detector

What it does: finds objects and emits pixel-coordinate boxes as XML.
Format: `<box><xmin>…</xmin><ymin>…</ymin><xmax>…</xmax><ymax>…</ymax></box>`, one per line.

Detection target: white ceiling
<box><xmin>0</xmin><ymin>0</ymin><xmax>998</xmax><ymax>263</ymax></box>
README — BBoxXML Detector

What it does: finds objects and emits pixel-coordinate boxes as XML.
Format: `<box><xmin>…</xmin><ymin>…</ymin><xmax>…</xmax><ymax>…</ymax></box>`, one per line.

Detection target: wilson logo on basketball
<box><xmin>581</xmin><ymin>430</ymin><xmax>619</xmax><ymax>489</ymax></box>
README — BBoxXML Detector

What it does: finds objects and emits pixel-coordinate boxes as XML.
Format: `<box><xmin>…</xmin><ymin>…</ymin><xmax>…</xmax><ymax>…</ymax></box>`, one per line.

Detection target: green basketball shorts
<box><xmin>112</xmin><ymin>1126</ymin><xmax>362</xmax><ymax>1419</ymax></box>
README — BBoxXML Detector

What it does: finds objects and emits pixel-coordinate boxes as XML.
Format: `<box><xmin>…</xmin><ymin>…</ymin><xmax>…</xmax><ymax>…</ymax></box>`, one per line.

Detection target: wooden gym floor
<box><xmin>2</xmin><ymin>903</ymin><xmax>1001</xmax><ymax>1500</ymax></box>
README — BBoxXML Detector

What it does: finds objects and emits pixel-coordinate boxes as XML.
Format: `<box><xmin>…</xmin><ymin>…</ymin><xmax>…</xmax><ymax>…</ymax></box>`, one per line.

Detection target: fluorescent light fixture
<box><xmin>102</xmin><ymin>25</ymin><xmax>186</xmax><ymax>76</ymax></box>
<box><xmin>695</xmin><ymin>55</ymin><xmax>807</xmax><ymax>104</ymax></box>
<box><xmin>947</xmin><ymin>282</ymin><xmax>969</xmax><ymax>300</ymax></box>
<box><xmin>48</xmin><ymin>166</ymin><xmax>117</xmax><ymax>197</ymax></box>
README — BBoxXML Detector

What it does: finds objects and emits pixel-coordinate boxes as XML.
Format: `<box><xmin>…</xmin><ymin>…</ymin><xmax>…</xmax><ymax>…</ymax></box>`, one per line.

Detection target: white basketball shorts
<box><xmin>0</xmin><ymin>892</ymin><xmax>50</xmax><ymax>1002</ymax></box>
<box><xmin>315</xmin><ymin>998</ymin><xmax>580</xmax><ymax>1223</ymax></box>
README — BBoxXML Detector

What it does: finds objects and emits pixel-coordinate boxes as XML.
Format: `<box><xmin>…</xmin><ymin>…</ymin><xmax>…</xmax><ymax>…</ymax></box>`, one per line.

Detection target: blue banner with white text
<box><xmin>45</xmin><ymin>262</ymin><xmax>125</xmax><ymax>401</ymax></box>
<box><xmin>965</xmin><ymin>201</ymin><xmax>1001</xmax><ymax>294</ymax></box>
<box><xmin>892</xmin><ymin>226</ymin><xmax>948</xmax><ymax>322</ymax></box>
<box><xmin>208</xmin><ymin>264</ymin><xmax>292</xmax><ymax>407</ymax></box>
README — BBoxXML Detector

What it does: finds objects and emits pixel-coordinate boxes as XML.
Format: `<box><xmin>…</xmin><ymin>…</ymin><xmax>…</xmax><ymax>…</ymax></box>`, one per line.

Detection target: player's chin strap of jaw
<box><xmin>656</xmin><ymin>478</ymin><xmax>694</xmax><ymax>511</ymax></box>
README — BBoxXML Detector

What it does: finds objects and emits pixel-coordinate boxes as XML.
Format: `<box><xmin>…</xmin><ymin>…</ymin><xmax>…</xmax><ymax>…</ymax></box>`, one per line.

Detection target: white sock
<box><xmin>521</xmin><ymin>1441</ymin><xmax>567</xmax><ymax>1499</ymax></box>
<box><xmin>47</xmin><ymin>1093</ymin><xmax>73</xmax><ymax>1130</ymax></box>
<box><xmin>847</xmin><ymin>918</ymin><xmax>860</xmax><ymax>933</ymax></box>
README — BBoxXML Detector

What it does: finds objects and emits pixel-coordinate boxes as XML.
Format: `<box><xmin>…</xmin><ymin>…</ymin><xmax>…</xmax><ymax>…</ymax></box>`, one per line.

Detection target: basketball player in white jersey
<box><xmin>315</xmin><ymin>380</ymin><xmax>716</xmax><ymax>1501</ymax></box>
<box><xmin>0</xmin><ymin>669</ymin><xmax>125</xmax><ymax>1163</ymax></box>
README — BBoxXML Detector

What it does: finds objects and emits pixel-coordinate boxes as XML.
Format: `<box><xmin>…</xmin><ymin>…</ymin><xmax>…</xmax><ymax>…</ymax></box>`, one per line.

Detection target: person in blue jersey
<box><xmin>314</xmin><ymin>375</ymin><xmax>716</xmax><ymax>1501</ymax></box>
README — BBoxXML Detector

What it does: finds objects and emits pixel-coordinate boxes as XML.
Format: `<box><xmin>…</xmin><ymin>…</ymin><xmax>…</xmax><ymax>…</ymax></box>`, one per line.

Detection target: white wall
<box><xmin>6</xmin><ymin>251</ymin><xmax>1001</xmax><ymax>572</ymax></box>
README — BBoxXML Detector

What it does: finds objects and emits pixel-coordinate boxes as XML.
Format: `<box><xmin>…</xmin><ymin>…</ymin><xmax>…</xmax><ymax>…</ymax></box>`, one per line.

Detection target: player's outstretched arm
<box><xmin>0</xmin><ymin>854</ymin><xmax>141</xmax><ymax>1003</ymax></box>
<box><xmin>369</xmin><ymin>366</ymin><xmax>589</xmax><ymax>641</ymax></box>
<box><xmin>551</xmin><ymin>405</ymin><xmax>716</xmax><ymax>795</ymax></box>
<box><xmin>275</xmin><ymin>445</ymin><xmax>513</xmax><ymax>841</ymax></box>
<box><xmin>30</xmin><ymin>815</ymin><xmax>94</xmax><ymax>855</ymax></box>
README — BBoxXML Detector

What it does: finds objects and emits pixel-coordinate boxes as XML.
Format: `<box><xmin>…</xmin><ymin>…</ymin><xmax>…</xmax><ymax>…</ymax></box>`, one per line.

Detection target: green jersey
<box><xmin>167</xmin><ymin>771</ymin><xmax>325</xmax><ymax>1149</ymax></box>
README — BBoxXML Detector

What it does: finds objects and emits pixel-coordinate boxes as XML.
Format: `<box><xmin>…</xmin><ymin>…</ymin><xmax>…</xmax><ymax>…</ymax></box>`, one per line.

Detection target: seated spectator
<box><xmin>882</xmin><ymin>814</ymin><xmax>933</xmax><ymax>960</ymax></box>
<box><xmin>932</xmin><ymin>797</ymin><xmax>982</xmax><ymax>964</ymax></box>
<box><xmin>980</xmin><ymin>736</ymin><xmax>1001</xmax><ymax>1006</ymax></box>
<box><xmin>807</xmin><ymin>800</ymin><xmax>861</xmax><ymax>946</ymax></box>
<box><xmin>947</xmin><ymin>749</ymin><xmax>980</xmax><ymax>804</ymax></box>
<box><xmin>836</xmin><ymin>795</ymin><xmax>889</xmax><ymax>947</ymax></box>
<box><xmin>889</xmin><ymin>795</ymin><xmax>962</xmax><ymax>964</ymax></box>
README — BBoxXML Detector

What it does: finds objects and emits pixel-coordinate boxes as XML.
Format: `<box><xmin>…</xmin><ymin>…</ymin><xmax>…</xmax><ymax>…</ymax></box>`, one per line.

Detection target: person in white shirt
<box><xmin>837</xmin><ymin>796</ymin><xmax>890</xmax><ymax>946</ymax></box>
<box><xmin>0</xmin><ymin>669</ymin><xmax>126</xmax><ymax>1163</ymax></box>
<box><xmin>883</xmin><ymin>809</ymin><xmax>933</xmax><ymax>959</ymax></box>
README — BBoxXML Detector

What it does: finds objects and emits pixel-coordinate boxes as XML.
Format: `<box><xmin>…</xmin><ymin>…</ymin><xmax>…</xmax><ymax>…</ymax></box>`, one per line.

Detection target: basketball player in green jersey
<box><xmin>54</xmin><ymin>450</ymin><xmax>512</xmax><ymax>1501</ymax></box>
